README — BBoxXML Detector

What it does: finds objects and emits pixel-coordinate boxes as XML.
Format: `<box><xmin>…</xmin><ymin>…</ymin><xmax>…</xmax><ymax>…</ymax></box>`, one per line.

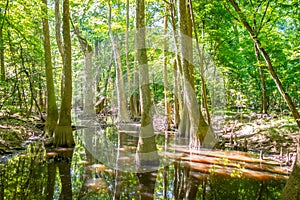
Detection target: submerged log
<box><xmin>175</xmin><ymin>147</ymin><xmax>280</xmax><ymax>166</ymax></box>
<box><xmin>184</xmin><ymin>161</ymin><xmax>288</xmax><ymax>181</ymax></box>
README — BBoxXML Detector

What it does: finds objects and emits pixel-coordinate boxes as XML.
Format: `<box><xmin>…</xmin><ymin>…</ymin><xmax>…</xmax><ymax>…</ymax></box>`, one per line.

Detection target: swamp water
<box><xmin>0</xmin><ymin>125</ymin><xmax>288</xmax><ymax>199</ymax></box>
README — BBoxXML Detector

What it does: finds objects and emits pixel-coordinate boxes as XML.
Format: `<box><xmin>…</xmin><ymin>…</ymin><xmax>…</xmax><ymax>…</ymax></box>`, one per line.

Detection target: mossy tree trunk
<box><xmin>135</xmin><ymin>0</ymin><xmax>159</xmax><ymax>170</ymax></box>
<box><xmin>178</xmin><ymin>0</ymin><xmax>210</xmax><ymax>147</ymax></box>
<box><xmin>282</xmin><ymin>145</ymin><xmax>300</xmax><ymax>200</ymax></box>
<box><xmin>41</xmin><ymin>0</ymin><xmax>58</xmax><ymax>137</ymax></box>
<box><xmin>54</xmin><ymin>0</ymin><xmax>74</xmax><ymax>147</ymax></box>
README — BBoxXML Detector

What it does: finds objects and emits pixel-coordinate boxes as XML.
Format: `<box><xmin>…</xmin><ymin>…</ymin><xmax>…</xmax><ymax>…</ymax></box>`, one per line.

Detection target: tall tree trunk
<box><xmin>173</xmin><ymin>59</ymin><xmax>180</xmax><ymax>128</ymax></box>
<box><xmin>178</xmin><ymin>0</ymin><xmax>210</xmax><ymax>147</ymax></box>
<box><xmin>254</xmin><ymin>43</ymin><xmax>268</xmax><ymax>114</ymax></box>
<box><xmin>55</xmin><ymin>0</ymin><xmax>64</xmax><ymax>97</ymax></box>
<box><xmin>54</xmin><ymin>0</ymin><xmax>74</xmax><ymax>147</ymax></box>
<box><xmin>163</xmin><ymin>4</ymin><xmax>171</xmax><ymax>130</ymax></box>
<box><xmin>54</xmin><ymin>0</ymin><xmax>64</xmax><ymax>59</ymax></box>
<box><xmin>0</xmin><ymin>28</ymin><xmax>4</xmax><ymax>82</ymax></box>
<box><xmin>170</xmin><ymin>1</ymin><xmax>183</xmax><ymax>128</ymax></box>
<box><xmin>130</xmin><ymin>54</ymin><xmax>141</xmax><ymax>119</ymax></box>
<box><xmin>72</xmin><ymin>21</ymin><xmax>95</xmax><ymax>116</ymax></box>
<box><xmin>127</xmin><ymin>0</ymin><xmax>140</xmax><ymax>119</ymax></box>
<box><xmin>125</xmin><ymin>0</ymin><xmax>133</xmax><ymax>116</ymax></box>
<box><xmin>42</xmin><ymin>0</ymin><xmax>58</xmax><ymax>137</ymax></box>
<box><xmin>188</xmin><ymin>1</ymin><xmax>211</xmax><ymax>125</ymax></box>
<box><xmin>0</xmin><ymin>0</ymin><xmax>8</xmax><ymax>82</ymax></box>
<box><xmin>135</xmin><ymin>0</ymin><xmax>159</xmax><ymax>171</ymax></box>
<box><xmin>108</xmin><ymin>1</ymin><xmax>130</xmax><ymax>123</ymax></box>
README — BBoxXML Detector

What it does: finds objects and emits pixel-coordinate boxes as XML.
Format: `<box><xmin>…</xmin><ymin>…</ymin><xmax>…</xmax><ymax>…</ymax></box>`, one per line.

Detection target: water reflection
<box><xmin>0</xmin><ymin>126</ymin><xmax>288</xmax><ymax>199</ymax></box>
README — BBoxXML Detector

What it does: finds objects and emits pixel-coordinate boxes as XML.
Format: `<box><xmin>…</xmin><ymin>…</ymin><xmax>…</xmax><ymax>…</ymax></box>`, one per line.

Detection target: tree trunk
<box><xmin>173</xmin><ymin>59</ymin><xmax>181</xmax><ymax>128</ymax></box>
<box><xmin>282</xmin><ymin>144</ymin><xmax>300</xmax><ymax>200</ymax></box>
<box><xmin>108</xmin><ymin>1</ymin><xmax>130</xmax><ymax>123</ymax></box>
<box><xmin>170</xmin><ymin>1</ymin><xmax>183</xmax><ymax>128</ymax></box>
<box><xmin>254</xmin><ymin>42</ymin><xmax>268</xmax><ymax>114</ymax></box>
<box><xmin>130</xmin><ymin>52</ymin><xmax>141</xmax><ymax>119</ymax></box>
<box><xmin>42</xmin><ymin>0</ymin><xmax>58</xmax><ymax>137</ymax></box>
<box><xmin>54</xmin><ymin>0</ymin><xmax>64</xmax><ymax>59</ymax></box>
<box><xmin>255</xmin><ymin>41</ymin><xmax>300</xmax><ymax>122</ymax></box>
<box><xmin>54</xmin><ymin>0</ymin><xmax>74</xmax><ymax>147</ymax></box>
<box><xmin>55</xmin><ymin>0</ymin><xmax>64</xmax><ymax>97</ymax></box>
<box><xmin>126</xmin><ymin>0</ymin><xmax>132</xmax><ymax>114</ymax></box>
<box><xmin>0</xmin><ymin>0</ymin><xmax>8</xmax><ymax>82</ymax></box>
<box><xmin>178</xmin><ymin>0</ymin><xmax>210</xmax><ymax>147</ymax></box>
<box><xmin>82</xmin><ymin>45</ymin><xmax>94</xmax><ymax>115</ymax></box>
<box><xmin>135</xmin><ymin>0</ymin><xmax>159</xmax><ymax>170</ymax></box>
<box><xmin>188</xmin><ymin>1</ymin><xmax>211</xmax><ymax>125</ymax></box>
<box><xmin>0</xmin><ymin>28</ymin><xmax>4</xmax><ymax>82</ymax></box>
<box><xmin>72</xmin><ymin>21</ymin><xmax>95</xmax><ymax>116</ymax></box>
<box><xmin>163</xmin><ymin>4</ymin><xmax>171</xmax><ymax>130</ymax></box>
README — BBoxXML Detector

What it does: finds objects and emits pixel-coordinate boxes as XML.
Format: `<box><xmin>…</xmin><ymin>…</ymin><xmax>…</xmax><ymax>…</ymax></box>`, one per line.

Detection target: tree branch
<box><xmin>227</xmin><ymin>0</ymin><xmax>256</xmax><ymax>38</ymax></box>
<box><xmin>0</xmin><ymin>0</ymin><xmax>9</xmax><ymax>30</ymax></box>
<box><xmin>55</xmin><ymin>0</ymin><xmax>64</xmax><ymax>58</ymax></box>
<box><xmin>257</xmin><ymin>0</ymin><xmax>270</xmax><ymax>35</ymax></box>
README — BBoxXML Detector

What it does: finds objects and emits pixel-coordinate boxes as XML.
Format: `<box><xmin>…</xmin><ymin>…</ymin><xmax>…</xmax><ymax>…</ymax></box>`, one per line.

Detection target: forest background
<box><xmin>0</xmin><ymin>0</ymin><xmax>300</xmax><ymax>199</ymax></box>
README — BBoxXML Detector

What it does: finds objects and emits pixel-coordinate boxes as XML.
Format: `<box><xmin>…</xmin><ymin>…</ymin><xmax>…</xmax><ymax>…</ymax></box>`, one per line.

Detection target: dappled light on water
<box><xmin>0</xmin><ymin>128</ymin><xmax>288</xmax><ymax>199</ymax></box>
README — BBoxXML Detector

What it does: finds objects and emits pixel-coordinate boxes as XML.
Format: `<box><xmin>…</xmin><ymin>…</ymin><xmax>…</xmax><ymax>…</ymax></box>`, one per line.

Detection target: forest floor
<box><xmin>0</xmin><ymin>110</ymin><xmax>298</xmax><ymax>169</ymax></box>
<box><xmin>215</xmin><ymin>111</ymin><xmax>298</xmax><ymax>168</ymax></box>
<box><xmin>0</xmin><ymin>113</ymin><xmax>43</xmax><ymax>157</ymax></box>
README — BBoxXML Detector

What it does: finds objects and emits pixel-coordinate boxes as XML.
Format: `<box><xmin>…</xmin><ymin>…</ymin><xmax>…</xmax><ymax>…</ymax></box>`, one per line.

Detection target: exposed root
<box><xmin>54</xmin><ymin>125</ymin><xmax>74</xmax><ymax>147</ymax></box>
<box><xmin>44</xmin><ymin>120</ymin><xmax>57</xmax><ymax>137</ymax></box>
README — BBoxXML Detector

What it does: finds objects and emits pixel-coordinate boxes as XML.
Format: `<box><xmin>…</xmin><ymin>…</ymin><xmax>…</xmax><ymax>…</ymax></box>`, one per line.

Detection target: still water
<box><xmin>0</xmin><ymin>125</ymin><xmax>288</xmax><ymax>199</ymax></box>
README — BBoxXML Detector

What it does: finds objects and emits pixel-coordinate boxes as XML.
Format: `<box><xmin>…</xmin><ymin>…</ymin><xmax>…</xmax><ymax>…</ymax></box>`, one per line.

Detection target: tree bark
<box><xmin>108</xmin><ymin>1</ymin><xmax>130</xmax><ymax>123</ymax></box>
<box><xmin>54</xmin><ymin>0</ymin><xmax>74</xmax><ymax>147</ymax></box>
<box><xmin>54</xmin><ymin>0</ymin><xmax>64</xmax><ymax>59</ymax></box>
<box><xmin>135</xmin><ymin>0</ymin><xmax>159</xmax><ymax>170</ymax></box>
<box><xmin>188</xmin><ymin>1</ymin><xmax>211</xmax><ymax>125</ymax></box>
<box><xmin>169</xmin><ymin>0</ymin><xmax>183</xmax><ymax>128</ymax></box>
<box><xmin>254</xmin><ymin>42</ymin><xmax>268</xmax><ymax>114</ymax></box>
<box><xmin>178</xmin><ymin>0</ymin><xmax>210</xmax><ymax>147</ymax></box>
<box><xmin>163</xmin><ymin>4</ymin><xmax>171</xmax><ymax>130</ymax></box>
<box><xmin>72</xmin><ymin>21</ymin><xmax>95</xmax><ymax>116</ymax></box>
<box><xmin>42</xmin><ymin>0</ymin><xmax>58</xmax><ymax>137</ymax></box>
<box><xmin>0</xmin><ymin>0</ymin><xmax>8</xmax><ymax>82</ymax></box>
<box><xmin>282</xmin><ymin>145</ymin><xmax>300</xmax><ymax>200</ymax></box>
<box><xmin>125</xmin><ymin>0</ymin><xmax>133</xmax><ymax>115</ymax></box>
<box><xmin>0</xmin><ymin>28</ymin><xmax>4</xmax><ymax>82</ymax></box>
<box><xmin>55</xmin><ymin>0</ymin><xmax>65</xmax><ymax>97</ymax></box>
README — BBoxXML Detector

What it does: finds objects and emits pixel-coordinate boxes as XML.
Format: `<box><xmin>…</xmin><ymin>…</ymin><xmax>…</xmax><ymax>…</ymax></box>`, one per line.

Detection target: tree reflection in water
<box><xmin>46</xmin><ymin>147</ymin><xmax>74</xmax><ymax>200</ymax></box>
<box><xmin>0</xmin><ymin>129</ymin><xmax>288</xmax><ymax>199</ymax></box>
